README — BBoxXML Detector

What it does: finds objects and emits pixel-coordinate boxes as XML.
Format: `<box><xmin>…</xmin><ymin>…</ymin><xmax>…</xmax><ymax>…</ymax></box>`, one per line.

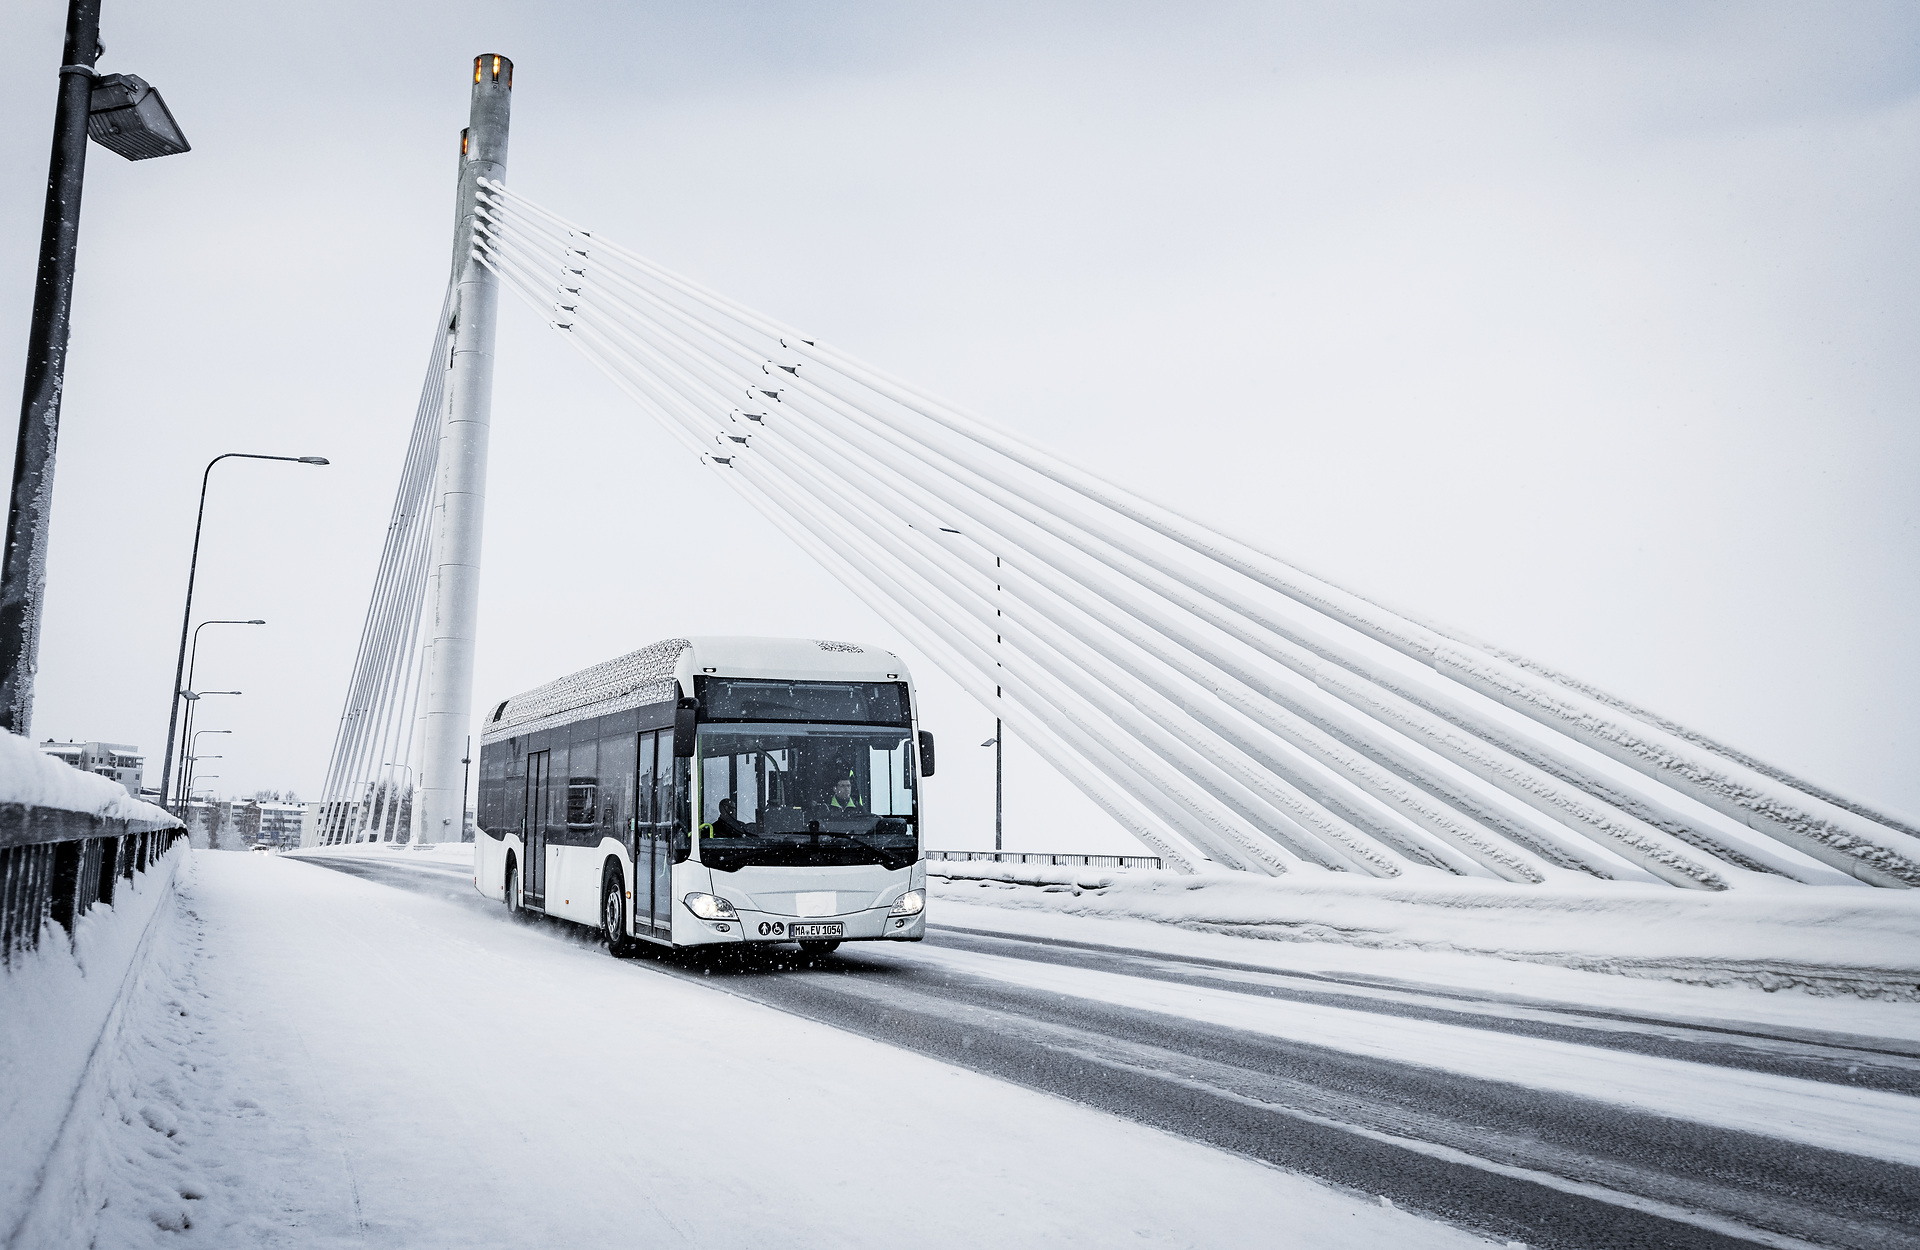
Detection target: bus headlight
<box><xmin>684</xmin><ymin>892</ymin><xmax>737</xmax><ymax>920</ymax></box>
<box><xmin>888</xmin><ymin>889</ymin><xmax>925</xmax><ymax>917</ymax></box>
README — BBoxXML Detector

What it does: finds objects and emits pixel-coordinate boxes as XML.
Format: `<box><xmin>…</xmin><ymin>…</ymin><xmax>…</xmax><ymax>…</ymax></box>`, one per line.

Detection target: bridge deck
<box><xmin>73</xmin><ymin>851</ymin><xmax>1478</xmax><ymax>1249</ymax></box>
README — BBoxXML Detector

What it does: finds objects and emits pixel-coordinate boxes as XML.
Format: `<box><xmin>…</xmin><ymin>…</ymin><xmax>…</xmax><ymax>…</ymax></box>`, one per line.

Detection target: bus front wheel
<box><xmin>504</xmin><ymin>860</ymin><xmax>520</xmax><ymax>916</ymax></box>
<box><xmin>603</xmin><ymin>870</ymin><xmax>637</xmax><ymax>958</ymax></box>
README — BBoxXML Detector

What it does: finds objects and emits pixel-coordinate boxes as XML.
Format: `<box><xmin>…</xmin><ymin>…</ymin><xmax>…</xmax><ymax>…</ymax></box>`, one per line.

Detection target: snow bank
<box><xmin>927</xmin><ymin>861</ymin><xmax>1920</xmax><ymax>998</ymax></box>
<box><xmin>0</xmin><ymin>731</ymin><xmax>171</xmax><ymax>824</ymax></box>
<box><xmin>286</xmin><ymin>840</ymin><xmax>474</xmax><ymax>865</ymax></box>
<box><xmin>0</xmin><ymin>842</ymin><xmax>184</xmax><ymax>1244</ymax></box>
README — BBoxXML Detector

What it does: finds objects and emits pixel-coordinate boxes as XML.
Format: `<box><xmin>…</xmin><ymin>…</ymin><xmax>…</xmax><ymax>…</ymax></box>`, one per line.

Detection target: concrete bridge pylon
<box><xmin>417</xmin><ymin>54</ymin><xmax>511</xmax><ymax>843</ymax></box>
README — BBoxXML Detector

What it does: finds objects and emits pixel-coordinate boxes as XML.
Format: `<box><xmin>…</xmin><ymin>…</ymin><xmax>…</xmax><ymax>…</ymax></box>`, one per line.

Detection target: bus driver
<box><xmin>827</xmin><ymin>777</ymin><xmax>866</xmax><ymax>812</ymax></box>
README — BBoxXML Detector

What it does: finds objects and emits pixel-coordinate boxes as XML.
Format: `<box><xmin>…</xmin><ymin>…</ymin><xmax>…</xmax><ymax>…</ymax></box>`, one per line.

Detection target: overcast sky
<box><xmin>1</xmin><ymin>1</ymin><xmax>1914</xmax><ymax>849</ymax></box>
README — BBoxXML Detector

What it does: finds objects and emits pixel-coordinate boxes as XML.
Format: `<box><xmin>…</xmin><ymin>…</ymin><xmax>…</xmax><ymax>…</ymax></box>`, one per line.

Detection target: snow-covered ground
<box><xmin>9</xmin><ymin>848</ymin><xmax>1490</xmax><ymax>1248</ymax></box>
<box><xmin>928</xmin><ymin>859</ymin><xmax>1920</xmax><ymax>1001</ymax></box>
<box><xmin>12</xmin><ymin>838</ymin><xmax>1918</xmax><ymax>1247</ymax></box>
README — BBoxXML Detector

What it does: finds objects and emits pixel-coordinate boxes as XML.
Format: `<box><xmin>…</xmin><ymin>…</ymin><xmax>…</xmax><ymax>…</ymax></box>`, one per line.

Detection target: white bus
<box><xmin>474</xmin><ymin>637</ymin><xmax>932</xmax><ymax>954</ymax></box>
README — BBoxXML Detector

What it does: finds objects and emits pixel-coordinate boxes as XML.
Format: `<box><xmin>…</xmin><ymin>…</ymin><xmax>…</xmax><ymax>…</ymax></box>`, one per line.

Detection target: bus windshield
<box><xmin>697</xmin><ymin>722</ymin><xmax>918</xmax><ymax>872</ymax></box>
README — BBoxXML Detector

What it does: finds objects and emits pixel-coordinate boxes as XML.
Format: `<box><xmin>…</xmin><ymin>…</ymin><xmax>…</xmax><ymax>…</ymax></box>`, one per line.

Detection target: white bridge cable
<box><xmin>478</xmin><ymin>230</ymin><xmax>1452</xmax><ymax>880</ymax></box>
<box><xmin>334</xmin><ymin>509</ymin><xmax>434</xmax><ymax>841</ymax></box>
<box><xmin>472</xmin><ymin>203</ymin><xmax>1811</xmax><ymax>888</ymax></box>
<box><xmin>481</xmin><ymin>180</ymin><xmax>1920</xmax><ymax>885</ymax></box>
<box><xmin>476</xmin><ymin>212</ymin><xmax>1722</xmax><ymax>885</ymax></box>
<box><xmin>476</xmin><ymin>244</ymin><xmax>1208</xmax><ymax>871</ymax></box>
<box><xmin>327</xmin><ymin>449</ymin><xmax>435</xmax><ymax>840</ymax></box>
<box><xmin>488</xmin><ymin>250</ymin><xmax>1272</xmax><ymax>872</ymax></box>
<box><xmin>514</xmin><ymin>229</ymin><xmax>1843</xmax><ymax>890</ymax></box>
<box><xmin>472</xmin><ymin>181</ymin><xmax>1915</xmax><ymax>888</ymax></box>
<box><xmin>317</xmin><ymin>285</ymin><xmax>454</xmax><ymax>842</ymax></box>
<box><xmin>468</xmin><ymin>195</ymin><xmax>1766</xmax><ymax>883</ymax></box>
<box><xmin>477</xmin><ymin>228</ymin><xmax>1400</xmax><ymax>876</ymax></box>
<box><xmin>476</xmin><ymin>215</ymin><xmax>1595</xmax><ymax>885</ymax></box>
<box><xmin>468</xmin><ymin>195</ymin><xmax>1873</xmax><ymax>890</ymax></box>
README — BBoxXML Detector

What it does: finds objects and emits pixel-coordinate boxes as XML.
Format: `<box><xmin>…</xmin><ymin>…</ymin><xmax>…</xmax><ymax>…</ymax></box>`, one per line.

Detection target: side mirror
<box><xmin>918</xmin><ymin>730</ymin><xmax>936</xmax><ymax>777</ymax></box>
<box><xmin>673</xmin><ymin>699</ymin><xmax>697</xmax><ymax>758</ymax></box>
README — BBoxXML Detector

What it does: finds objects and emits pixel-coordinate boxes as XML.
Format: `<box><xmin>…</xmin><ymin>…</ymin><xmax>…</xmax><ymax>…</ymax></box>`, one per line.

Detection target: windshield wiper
<box><xmin>808</xmin><ymin>828</ymin><xmax>879</xmax><ymax>851</ymax></box>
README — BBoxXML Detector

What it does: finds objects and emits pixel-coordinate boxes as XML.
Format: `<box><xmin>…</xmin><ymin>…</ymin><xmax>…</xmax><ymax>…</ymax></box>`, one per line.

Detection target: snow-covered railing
<box><xmin>928</xmin><ymin>850</ymin><xmax>1164</xmax><ymax>870</ymax></box>
<box><xmin>445</xmin><ymin>179</ymin><xmax>1920</xmax><ymax>892</ymax></box>
<box><xmin>0</xmin><ymin>734</ymin><xmax>181</xmax><ymax>962</ymax></box>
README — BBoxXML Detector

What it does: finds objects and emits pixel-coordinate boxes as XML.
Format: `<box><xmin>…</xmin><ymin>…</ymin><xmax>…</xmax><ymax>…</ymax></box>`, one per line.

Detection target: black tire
<box><xmin>504</xmin><ymin>858</ymin><xmax>520</xmax><ymax>916</ymax></box>
<box><xmin>798</xmin><ymin>939</ymin><xmax>840</xmax><ymax>956</ymax></box>
<box><xmin>602</xmin><ymin>869</ymin><xmax>637</xmax><ymax>957</ymax></box>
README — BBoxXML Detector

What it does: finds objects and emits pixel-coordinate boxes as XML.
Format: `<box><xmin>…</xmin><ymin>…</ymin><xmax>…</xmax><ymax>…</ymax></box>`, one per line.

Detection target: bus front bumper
<box><xmin>683</xmin><ymin>905</ymin><xmax>926</xmax><ymax>946</ymax></box>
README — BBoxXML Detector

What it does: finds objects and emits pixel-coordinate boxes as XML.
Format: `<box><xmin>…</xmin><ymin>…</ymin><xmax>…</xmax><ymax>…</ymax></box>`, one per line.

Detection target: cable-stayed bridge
<box><xmin>14</xmin><ymin>50</ymin><xmax>1920</xmax><ymax>1250</ymax></box>
<box><xmin>317</xmin><ymin>55</ymin><xmax>1918</xmax><ymax>894</ymax></box>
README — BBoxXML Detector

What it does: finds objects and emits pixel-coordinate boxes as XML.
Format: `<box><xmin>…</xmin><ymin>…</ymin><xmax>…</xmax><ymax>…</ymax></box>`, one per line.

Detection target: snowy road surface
<box><xmin>89</xmin><ymin>850</ymin><xmax>1920</xmax><ymax>1249</ymax></box>
<box><xmin>84</xmin><ymin>851</ymin><xmax>1484</xmax><ymax>1250</ymax></box>
<box><xmin>300</xmin><ymin>851</ymin><xmax>1920</xmax><ymax>1250</ymax></box>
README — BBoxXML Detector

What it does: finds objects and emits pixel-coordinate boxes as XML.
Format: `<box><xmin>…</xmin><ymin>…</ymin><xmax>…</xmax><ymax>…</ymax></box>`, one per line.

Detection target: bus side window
<box><xmin>600</xmin><ymin>729</ymin><xmax>631</xmax><ymax>842</ymax></box>
<box><xmin>636</xmin><ymin>731</ymin><xmax>656</xmax><ymax>827</ymax></box>
<box><xmin>547</xmin><ymin>740</ymin><xmax>570</xmax><ymax>836</ymax></box>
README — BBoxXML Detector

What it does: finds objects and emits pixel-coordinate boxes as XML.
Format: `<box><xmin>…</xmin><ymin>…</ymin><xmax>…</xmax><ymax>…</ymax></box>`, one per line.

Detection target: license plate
<box><xmin>791</xmin><ymin>922</ymin><xmax>844</xmax><ymax>939</ymax></box>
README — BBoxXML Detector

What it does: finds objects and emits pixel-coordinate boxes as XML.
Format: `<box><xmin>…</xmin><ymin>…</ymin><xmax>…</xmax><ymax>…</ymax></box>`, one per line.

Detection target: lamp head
<box><xmin>298</xmin><ymin>456</ymin><xmax>329</xmax><ymax>465</ymax></box>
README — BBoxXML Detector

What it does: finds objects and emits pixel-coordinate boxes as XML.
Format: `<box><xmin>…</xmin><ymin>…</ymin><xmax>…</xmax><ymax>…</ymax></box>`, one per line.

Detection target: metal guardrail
<box><xmin>0</xmin><ymin>803</ymin><xmax>183</xmax><ymax>962</ymax></box>
<box><xmin>926</xmin><ymin>850</ymin><xmax>1163</xmax><ymax>870</ymax></box>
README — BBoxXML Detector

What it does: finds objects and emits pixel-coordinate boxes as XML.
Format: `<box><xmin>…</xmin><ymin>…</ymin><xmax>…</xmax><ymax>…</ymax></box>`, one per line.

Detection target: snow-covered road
<box><xmin>77</xmin><ymin>851</ymin><xmax>1486</xmax><ymax>1249</ymax></box>
<box><xmin>78</xmin><ymin>849</ymin><xmax>1920</xmax><ymax>1249</ymax></box>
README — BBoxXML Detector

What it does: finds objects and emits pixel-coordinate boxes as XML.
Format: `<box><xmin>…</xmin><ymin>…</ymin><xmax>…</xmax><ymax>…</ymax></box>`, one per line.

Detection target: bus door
<box><xmin>524</xmin><ymin>749</ymin><xmax>550</xmax><ymax>906</ymax></box>
<box><xmin>634</xmin><ymin>732</ymin><xmax>657</xmax><ymax>932</ymax></box>
<box><xmin>643</xmin><ymin>730</ymin><xmax>672</xmax><ymax>934</ymax></box>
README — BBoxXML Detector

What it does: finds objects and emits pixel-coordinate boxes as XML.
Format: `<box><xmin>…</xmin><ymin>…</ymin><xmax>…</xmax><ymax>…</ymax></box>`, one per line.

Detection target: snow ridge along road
<box><xmin>294</xmin><ymin>848</ymin><xmax>1920</xmax><ymax>1250</ymax></box>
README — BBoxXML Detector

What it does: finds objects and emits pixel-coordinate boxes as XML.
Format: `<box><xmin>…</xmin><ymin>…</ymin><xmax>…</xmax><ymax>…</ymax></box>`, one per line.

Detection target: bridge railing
<box><xmin>1</xmin><ymin>813</ymin><xmax>182</xmax><ymax>962</ymax></box>
<box><xmin>0</xmin><ymin>738</ymin><xmax>183</xmax><ymax>963</ymax></box>
<box><xmin>927</xmin><ymin>849</ymin><xmax>1164</xmax><ymax>870</ymax></box>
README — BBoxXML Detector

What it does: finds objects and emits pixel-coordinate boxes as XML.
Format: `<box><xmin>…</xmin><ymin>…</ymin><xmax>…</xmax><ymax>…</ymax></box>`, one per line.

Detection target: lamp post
<box><xmin>179</xmin><ymin>619</ymin><xmax>257</xmax><ymax>791</ymax></box>
<box><xmin>182</xmin><ymin>726</ymin><xmax>230</xmax><ymax>805</ymax></box>
<box><xmin>981</xmin><ymin>729</ymin><xmax>1002</xmax><ymax>852</ymax></box>
<box><xmin>375</xmin><ymin>761</ymin><xmax>412</xmax><ymax>842</ymax></box>
<box><xmin>187</xmin><ymin>778</ymin><xmax>221</xmax><ymax>827</ymax></box>
<box><xmin>177</xmin><ymin>696</ymin><xmax>237</xmax><ymax>794</ymax></box>
<box><xmin>160</xmin><ymin>454</ymin><xmax>325</xmax><ymax>809</ymax></box>
<box><xmin>188</xmin><ymin>619</ymin><xmax>264</xmax><ymax>692</ymax></box>
<box><xmin>1</xmin><ymin>0</ymin><xmax>191</xmax><ymax>734</ymax></box>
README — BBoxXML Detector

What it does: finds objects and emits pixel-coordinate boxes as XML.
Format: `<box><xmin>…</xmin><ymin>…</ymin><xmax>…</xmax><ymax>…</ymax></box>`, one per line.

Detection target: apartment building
<box><xmin>41</xmin><ymin>739</ymin><xmax>144</xmax><ymax>798</ymax></box>
<box><xmin>240</xmin><ymin>800</ymin><xmax>309</xmax><ymax>849</ymax></box>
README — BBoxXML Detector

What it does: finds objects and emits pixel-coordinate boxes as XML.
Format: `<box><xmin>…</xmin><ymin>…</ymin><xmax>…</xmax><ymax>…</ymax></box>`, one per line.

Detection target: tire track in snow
<box><xmin>294</xmin><ymin>854</ymin><xmax>1920</xmax><ymax>1250</ymax></box>
<box><xmin>923</xmin><ymin>924</ymin><xmax>1920</xmax><ymax>1096</ymax></box>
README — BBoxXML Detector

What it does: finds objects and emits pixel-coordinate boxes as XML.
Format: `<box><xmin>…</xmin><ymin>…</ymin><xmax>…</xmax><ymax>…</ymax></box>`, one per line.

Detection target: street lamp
<box><xmin>183</xmin><ymin>727</ymin><xmax>230</xmax><ymax>807</ymax></box>
<box><xmin>177</xmin><ymin>693</ymin><xmax>239</xmax><ymax>794</ymax></box>
<box><xmin>160</xmin><ymin>455</ymin><xmax>327</xmax><ymax>808</ymax></box>
<box><xmin>178</xmin><ymin>618</ymin><xmax>260</xmax><ymax>796</ymax></box>
<box><xmin>189</xmin><ymin>620</ymin><xmax>264</xmax><ymax>693</ymax></box>
<box><xmin>0</xmin><ymin>0</ymin><xmax>194</xmax><ymax>734</ymax></box>
<box><xmin>374</xmin><ymin>761</ymin><xmax>412</xmax><ymax>842</ymax></box>
<box><xmin>981</xmin><ymin>732</ymin><xmax>1002</xmax><ymax>852</ymax></box>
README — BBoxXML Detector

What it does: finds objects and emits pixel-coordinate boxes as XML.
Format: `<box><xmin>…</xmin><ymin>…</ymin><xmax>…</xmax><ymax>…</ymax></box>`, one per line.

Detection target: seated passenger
<box><xmin>700</xmin><ymin>798</ymin><xmax>753</xmax><ymax>839</ymax></box>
